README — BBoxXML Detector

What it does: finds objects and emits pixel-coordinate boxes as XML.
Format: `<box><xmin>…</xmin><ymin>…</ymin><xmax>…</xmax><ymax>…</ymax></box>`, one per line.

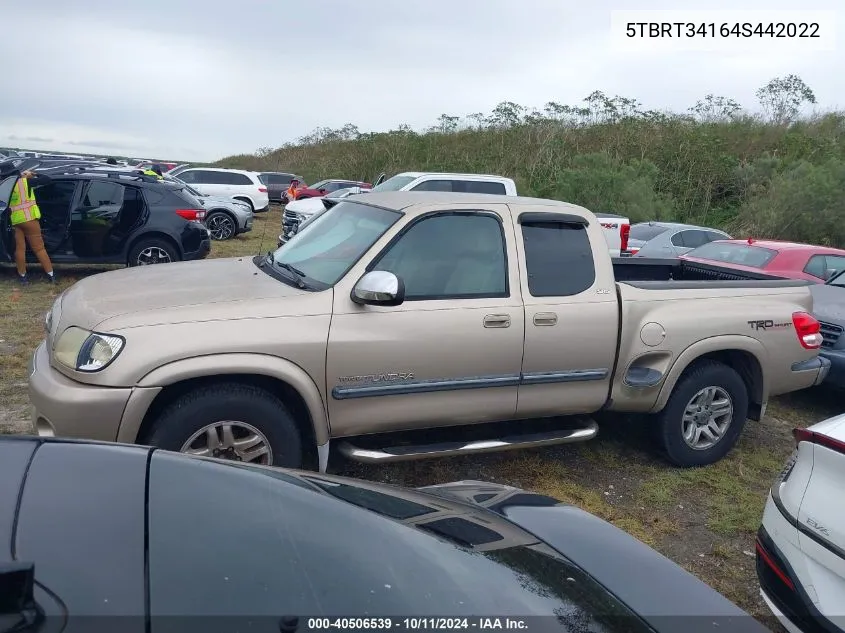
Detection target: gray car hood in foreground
<box><xmin>54</xmin><ymin>257</ymin><xmax>323</xmax><ymax>331</ymax></box>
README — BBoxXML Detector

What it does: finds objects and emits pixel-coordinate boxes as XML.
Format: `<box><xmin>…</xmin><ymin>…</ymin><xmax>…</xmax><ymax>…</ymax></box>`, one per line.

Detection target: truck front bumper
<box><xmin>29</xmin><ymin>342</ymin><xmax>131</xmax><ymax>442</ymax></box>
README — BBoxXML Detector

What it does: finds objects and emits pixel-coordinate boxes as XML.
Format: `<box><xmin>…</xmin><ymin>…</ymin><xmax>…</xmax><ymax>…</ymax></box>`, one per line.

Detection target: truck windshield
<box><xmin>271</xmin><ymin>201</ymin><xmax>401</xmax><ymax>288</ymax></box>
<box><xmin>370</xmin><ymin>175</ymin><xmax>416</xmax><ymax>192</ymax></box>
<box><xmin>685</xmin><ymin>242</ymin><xmax>777</xmax><ymax>268</ymax></box>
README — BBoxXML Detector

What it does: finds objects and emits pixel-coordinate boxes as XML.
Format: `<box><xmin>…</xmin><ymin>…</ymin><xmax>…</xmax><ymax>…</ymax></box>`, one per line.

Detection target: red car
<box><xmin>287</xmin><ymin>178</ymin><xmax>372</xmax><ymax>202</ymax></box>
<box><xmin>680</xmin><ymin>238</ymin><xmax>845</xmax><ymax>283</ymax></box>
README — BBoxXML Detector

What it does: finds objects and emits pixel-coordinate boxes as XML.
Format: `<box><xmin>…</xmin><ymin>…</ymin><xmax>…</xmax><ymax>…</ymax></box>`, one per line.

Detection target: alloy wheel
<box><xmin>681</xmin><ymin>386</ymin><xmax>734</xmax><ymax>450</ymax></box>
<box><xmin>207</xmin><ymin>214</ymin><xmax>235</xmax><ymax>240</ymax></box>
<box><xmin>180</xmin><ymin>421</ymin><xmax>273</xmax><ymax>465</ymax></box>
<box><xmin>137</xmin><ymin>246</ymin><xmax>172</xmax><ymax>265</ymax></box>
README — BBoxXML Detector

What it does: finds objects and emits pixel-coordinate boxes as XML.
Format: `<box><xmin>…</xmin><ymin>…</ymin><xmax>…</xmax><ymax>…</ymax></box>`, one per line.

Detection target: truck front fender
<box><xmin>651</xmin><ymin>335</ymin><xmax>768</xmax><ymax>415</ymax></box>
<box><xmin>127</xmin><ymin>353</ymin><xmax>330</xmax><ymax>445</ymax></box>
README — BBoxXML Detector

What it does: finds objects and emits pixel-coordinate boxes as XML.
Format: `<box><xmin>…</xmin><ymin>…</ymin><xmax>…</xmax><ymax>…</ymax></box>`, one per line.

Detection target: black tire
<box><xmin>144</xmin><ymin>382</ymin><xmax>303</xmax><ymax>468</ymax></box>
<box><xmin>654</xmin><ymin>360</ymin><xmax>749</xmax><ymax>467</ymax></box>
<box><xmin>205</xmin><ymin>210</ymin><xmax>237</xmax><ymax>241</ymax></box>
<box><xmin>127</xmin><ymin>238</ymin><xmax>180</xmax><ymax>267</ymax></box>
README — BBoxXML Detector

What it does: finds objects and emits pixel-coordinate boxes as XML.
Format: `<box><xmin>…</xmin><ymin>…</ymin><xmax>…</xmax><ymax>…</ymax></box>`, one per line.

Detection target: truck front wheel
<box><xmin>655</xmin><ymin>360</ymin><xmax>749</xmax><ymax>467</ymax></box>
<box><xmin>144</xmin><ymin>383</ymin><xmax>303</xmax><ymax>468</ymax></box>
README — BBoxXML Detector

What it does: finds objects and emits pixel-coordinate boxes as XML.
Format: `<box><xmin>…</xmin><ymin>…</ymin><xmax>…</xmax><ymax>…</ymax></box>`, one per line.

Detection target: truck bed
<box><xmin>611</xmin><ymin>257</ymin><xmax>809</xmax><ymax>288</ymax></box>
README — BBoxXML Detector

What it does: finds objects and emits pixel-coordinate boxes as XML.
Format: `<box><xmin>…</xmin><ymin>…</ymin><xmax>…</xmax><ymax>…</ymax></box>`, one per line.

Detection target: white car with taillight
<box><xmin>757</xmin><ymin>415</ymin><xmax>845</xmax><ymax>633</ymax></box>
<box><xmin>174</xmin><ymin>168</ymin><xmax>270</xmax><ymax>213</ymax></box>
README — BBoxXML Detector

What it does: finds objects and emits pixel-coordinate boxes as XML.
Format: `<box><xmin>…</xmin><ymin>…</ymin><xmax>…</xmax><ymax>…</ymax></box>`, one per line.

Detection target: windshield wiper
<box><xmin>274</xmin><ymin>260</ymin><xmax>309</xmax><ymax>289</ymax></box>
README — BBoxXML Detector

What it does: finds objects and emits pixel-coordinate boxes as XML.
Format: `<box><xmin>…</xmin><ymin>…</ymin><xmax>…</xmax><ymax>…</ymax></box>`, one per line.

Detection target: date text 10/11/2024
<box><xmin>306</xmin><ymin>618</ymin><xmax>529</xmax><ymax>631</ymax></box>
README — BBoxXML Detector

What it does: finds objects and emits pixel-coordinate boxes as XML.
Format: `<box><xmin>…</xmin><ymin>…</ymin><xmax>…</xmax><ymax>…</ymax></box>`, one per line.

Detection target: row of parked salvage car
<box><xmin>13</xmin><ymin>186</ymin><xmax>845</xmax><ymax>631</ymax></box>
<box><xmin>4</xmin><ymin>178</ymin><xmax>844</xmax><ymax>630</ymax></box>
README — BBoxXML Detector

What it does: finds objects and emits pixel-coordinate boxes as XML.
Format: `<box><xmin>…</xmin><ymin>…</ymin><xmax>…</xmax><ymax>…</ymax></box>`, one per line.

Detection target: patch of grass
<box><xmin>494</xmin><ymin>453</ymin><xmax>675</xmax><ymax>546</ymax></box>
<box><xmin>711</xmin><ymin>542</ymin><xmax>734</xmax><ymax>559</ymax></box>
<box><xmin>636</xmin><ymin>435</ymin><xmax>784</xmax><ymax>536</ymax></box>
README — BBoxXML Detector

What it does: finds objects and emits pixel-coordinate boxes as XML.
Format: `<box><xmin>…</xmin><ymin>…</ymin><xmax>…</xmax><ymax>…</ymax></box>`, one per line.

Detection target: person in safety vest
<box><xmin>1</xmin><ymin>166</ymin><xmax>55</xmax><ymax>284</ymax></box>
<box><xmin>284</xmin><ymin>179</ymin><xmax>300</xmax><ymax>204</ymax></box>
<box><xmin>142</xmin><ymin>164</ymin><xmax>163</xmax><ymax>179</ymax></box>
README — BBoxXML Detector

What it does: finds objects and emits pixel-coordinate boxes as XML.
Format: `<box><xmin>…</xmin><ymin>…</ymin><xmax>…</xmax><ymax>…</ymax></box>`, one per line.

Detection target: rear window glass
<box><xmin>685</xmin><ymin>242</ymin><xmax>777</xmax><ymax>268</ymax></box>
<box><xmin>629</xmin><ymin>224</ymin><xmax>669</xmax><ymax>241</ymax></box>
<box><xmin>521</xmin><ymin>221</ymin><xmax>595</xmax><ymax>296</ymax></box>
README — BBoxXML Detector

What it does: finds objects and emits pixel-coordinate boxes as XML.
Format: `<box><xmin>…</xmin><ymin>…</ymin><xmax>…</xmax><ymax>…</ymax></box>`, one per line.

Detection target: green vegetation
<box><xmin>218</xmin><ymin>74</ymin><xmax>845</xmax><ymax>246</ymax></box>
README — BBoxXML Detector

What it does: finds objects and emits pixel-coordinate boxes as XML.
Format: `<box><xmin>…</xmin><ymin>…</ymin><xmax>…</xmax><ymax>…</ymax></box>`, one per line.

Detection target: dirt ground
<box><xmin>1</xmin><ymin>206</ymin><xmax>840</xmax><ymax>627</ymax></box>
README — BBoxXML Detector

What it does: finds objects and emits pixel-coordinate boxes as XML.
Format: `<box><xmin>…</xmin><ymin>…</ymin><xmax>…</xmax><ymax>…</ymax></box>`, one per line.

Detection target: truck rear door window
<box><xmin>521</xmin><ymin>222</ymin><xmax>595</xmax><ymax>296</ymax></box>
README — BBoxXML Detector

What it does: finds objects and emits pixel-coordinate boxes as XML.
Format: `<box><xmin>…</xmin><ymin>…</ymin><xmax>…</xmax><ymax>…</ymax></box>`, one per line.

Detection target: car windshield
<box><xmin>629</xmin><ymin>223</ymin><xmax>670</xmax><ymax>242</ymax></box>
<box><xmin>309</xmin><ymin>179</ymin><xmax>329</xmax><ymax>189</ymax></box>
<box><xmin>370</xmin><ymin>174</ymin><xmax>416</xmax><ymax>192</ymax></box>
<box><xmin>685</xmin><ymin>242</ymin><xmax>777</xmax><ymax>268</ymax></box>
<box><xmin>270</xmin><ymin>201</ymin><xmax>401</xmax><ymax>287</ymax></box>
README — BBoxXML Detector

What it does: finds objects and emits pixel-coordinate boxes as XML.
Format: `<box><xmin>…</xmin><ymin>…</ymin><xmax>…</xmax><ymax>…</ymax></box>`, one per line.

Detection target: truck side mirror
<box><xmin>351</xmin><ymin>271</ymin><xmax>405</xmax><ymax>306</ymax></box>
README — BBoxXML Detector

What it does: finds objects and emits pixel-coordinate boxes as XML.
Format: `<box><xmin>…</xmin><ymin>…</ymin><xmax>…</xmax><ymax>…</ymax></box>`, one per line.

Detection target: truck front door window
<box><xmin>271</xmin><ymin>201</ymin><xmax>400</xmax><ymax>288</ymax></box>
<box><xmin>372</xmin><ymin>213</ymin><xmax>508</xmax><ymax>300</ymax></box>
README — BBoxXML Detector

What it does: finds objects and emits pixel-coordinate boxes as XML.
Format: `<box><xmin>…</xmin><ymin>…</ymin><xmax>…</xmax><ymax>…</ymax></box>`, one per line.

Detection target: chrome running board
<box><xmin>338</xmin><ymin>420</ymin><xmax>598</xmax><ymax>463</ymax></box>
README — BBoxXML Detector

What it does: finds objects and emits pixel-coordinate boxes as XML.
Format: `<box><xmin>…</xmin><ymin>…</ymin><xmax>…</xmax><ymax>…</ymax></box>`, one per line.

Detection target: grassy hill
<box><xmin>217</xmin><ymin>76</ymin><xmax>845</xmax><ymax>246</ymax></box>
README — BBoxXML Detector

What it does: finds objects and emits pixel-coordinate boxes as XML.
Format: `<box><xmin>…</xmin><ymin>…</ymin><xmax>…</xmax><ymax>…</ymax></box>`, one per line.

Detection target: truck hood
<box><xmin>55</xmin><ymin>257</ymin><xmax>316</xmax><ymax>331</ymax></box>
<box><xmin>810</xmin><ymin>283</ymin><xmax>845</xmax><ymax>324</ymax></box>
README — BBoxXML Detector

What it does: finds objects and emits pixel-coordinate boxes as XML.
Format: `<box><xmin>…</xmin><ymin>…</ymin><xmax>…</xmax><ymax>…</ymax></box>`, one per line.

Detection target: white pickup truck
<box><xmin>594</xmin><ymin>213</ymin><xmax>631</xmax><ymax>258</ymax></box>
<box><xmin>283</xmin><ymin>172</ymin><xmax>630</xmax><ymax>256</ymax></box>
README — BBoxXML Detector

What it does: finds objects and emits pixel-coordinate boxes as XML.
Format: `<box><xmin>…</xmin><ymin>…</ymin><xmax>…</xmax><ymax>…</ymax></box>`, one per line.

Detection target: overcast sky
<box><xmin>2</xmin><ymin>0</ymin><xmax>842</xmax><ymax>161</ymax></box>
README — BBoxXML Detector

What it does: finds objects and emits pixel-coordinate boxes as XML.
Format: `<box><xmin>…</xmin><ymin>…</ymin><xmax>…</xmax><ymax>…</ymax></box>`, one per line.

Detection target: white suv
<box><xmin>369</xmin><ymin>172</ymin><xmax>518</xmax><ymax>195</ymax></box>
<box><xmin>176</xmin><ymin>168</ymin><xmax>270</xmax><ymax>212</ymax></box>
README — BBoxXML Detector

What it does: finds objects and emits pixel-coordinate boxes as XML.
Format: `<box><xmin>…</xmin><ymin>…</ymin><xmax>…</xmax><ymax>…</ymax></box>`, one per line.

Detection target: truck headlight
<box><xmin>54</xmin><ymin>327</ymin><xmax>125</xmax><ymax>372</ymax></box>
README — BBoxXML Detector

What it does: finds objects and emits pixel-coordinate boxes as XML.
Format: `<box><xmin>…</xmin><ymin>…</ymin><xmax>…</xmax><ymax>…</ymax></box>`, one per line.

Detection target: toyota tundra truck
<box><xmin>30</xmin><ymin>191</ymin><xmax>830</xmax><ymax>472</ymax></box>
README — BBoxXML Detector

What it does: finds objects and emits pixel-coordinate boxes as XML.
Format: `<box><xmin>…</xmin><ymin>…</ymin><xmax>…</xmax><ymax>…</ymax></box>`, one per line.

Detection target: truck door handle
<box><xmin>533</xmin><ymin>312</ymin><xmax>558</xmax><ymax>326</ymax></box>
<box><xmin>484</xmin><ymin>314</ymin><xmax>511</xmax><ymax>328</ymax></box>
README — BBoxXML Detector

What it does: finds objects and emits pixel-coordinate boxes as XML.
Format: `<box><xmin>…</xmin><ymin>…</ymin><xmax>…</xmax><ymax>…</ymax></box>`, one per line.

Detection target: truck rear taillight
<box><xmin>620</xmin><ymin>223</ymin><xmax>630</xmax><ymax>252</ymax></box>
<box><xmin>792</xmin><ymin>311</ymin><xmax>822</xmax><ymax>349</ymax></box>
<box><xmin>175</xmin><ymin>209</ymin><xmax>206</xmax><ymax>221</ymax></box>
<box><xmin>794</xmin><ymin>427</ymin><xmax>845</xmax><ymax>455</ymax></box>
<box><xmin>258</xmin><ymin>187</ymin><xmax>268</xmax><ymax>193</ymax></box>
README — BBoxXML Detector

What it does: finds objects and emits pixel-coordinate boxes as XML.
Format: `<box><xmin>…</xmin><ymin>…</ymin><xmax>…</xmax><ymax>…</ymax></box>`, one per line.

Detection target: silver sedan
<box><xmin>629</xmin><ymin>222</ymin><xmax>731</xmax><ymax>258</ymax></box>
<box><xmin>164</xmin><ymin>174</ymin><xmax>253</xmax><ymax>240</ymax></box>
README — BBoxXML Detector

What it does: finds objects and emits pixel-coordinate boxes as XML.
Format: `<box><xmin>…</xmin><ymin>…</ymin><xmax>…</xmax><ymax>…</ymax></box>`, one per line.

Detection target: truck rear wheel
<box><xmin>655</xmin><ymin>360</ymin><xmax>749</xmax><ymax>467</ymax></box>
<box><xmin>144</xmin><ymin>383</ymin><xmax>303</xmax><ymax>468</ymax></box>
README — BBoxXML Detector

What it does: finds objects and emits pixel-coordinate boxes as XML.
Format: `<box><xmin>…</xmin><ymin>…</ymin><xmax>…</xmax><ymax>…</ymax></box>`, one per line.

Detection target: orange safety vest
<box><xmin>9</xmin><ymin>177</ymin><xmax>41</xmax><ymax>225</ymax></box>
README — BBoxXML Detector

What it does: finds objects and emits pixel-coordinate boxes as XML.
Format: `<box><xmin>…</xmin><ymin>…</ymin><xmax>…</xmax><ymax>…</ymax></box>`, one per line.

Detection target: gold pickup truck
<box><xmin>29</xmin><ymin>192</ymin><xmax>830</xmax><ymax>470</ymax></box>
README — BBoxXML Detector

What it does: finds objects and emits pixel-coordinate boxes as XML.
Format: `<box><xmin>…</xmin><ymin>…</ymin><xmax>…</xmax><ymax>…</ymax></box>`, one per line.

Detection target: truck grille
<box><xmin>283</xmin><ymin>209</ymin><xmax>301</xmax><ymax>234</ymax></box>
<box><xmin>819</xmin><ymin>321</ymin><xmax>843</xmax><ymax>348</ymax></box>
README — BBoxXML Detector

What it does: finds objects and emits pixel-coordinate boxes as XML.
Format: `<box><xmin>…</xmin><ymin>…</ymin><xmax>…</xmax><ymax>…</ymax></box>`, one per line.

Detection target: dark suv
<box><xmin>258</xmin><ymin>172</ymin><xmax>303</xmax><ymax>202</ymax></box>
<box><xmin>1</xmin><ymin>169</ymin><xmax>211</xmax><ymax>267</ymax></box>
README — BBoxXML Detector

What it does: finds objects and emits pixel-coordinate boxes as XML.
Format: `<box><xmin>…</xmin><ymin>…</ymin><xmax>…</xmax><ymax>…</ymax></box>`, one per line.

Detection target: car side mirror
<box><xmin>319</xmin><ymin>189</ymin><xmax>326</xmax><ymax>194</ymax></box>
<box><xmin>351</xmin><ymin>271</ymin><xmax>405</xmax><ymax>306</ymax></box>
